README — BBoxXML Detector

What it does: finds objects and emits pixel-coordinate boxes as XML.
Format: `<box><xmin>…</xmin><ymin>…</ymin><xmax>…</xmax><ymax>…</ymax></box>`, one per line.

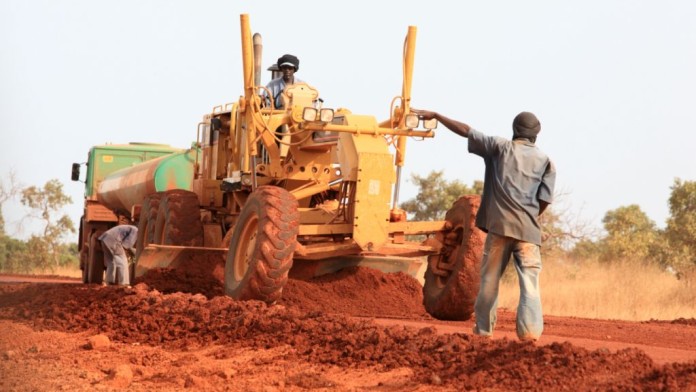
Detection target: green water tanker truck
<box><xmin>71</xmin><ymin>142</ymin><xmax>195</xmax><ymax>284</ymax></box>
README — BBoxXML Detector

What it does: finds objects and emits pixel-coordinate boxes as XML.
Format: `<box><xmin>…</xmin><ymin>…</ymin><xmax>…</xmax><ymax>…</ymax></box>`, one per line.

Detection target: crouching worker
<box><xmin>98</xmin><ymin>225</ymin><xmax>138</xmax><ymax>286</ymax></box>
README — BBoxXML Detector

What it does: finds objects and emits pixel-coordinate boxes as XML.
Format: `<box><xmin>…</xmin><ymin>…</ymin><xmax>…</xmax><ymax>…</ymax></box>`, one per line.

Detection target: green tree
<box><xmin>570</xmin><ymin>238</ymin><xmax>602</xmax><ymax>261</ymax></box>
<box><xmin>0</xmin><ymin>236</ymin><xmax>27</xmax><ymax>272</ymax></box>
<box><xmin>400</xmin><ymin>170</ymin><xmax>482</xmax><ymax>221</ymax></box>
<box><xmin>663</xmin><ymin>178</ymin><xmax>696</xmax><ymax>265</ymax></box>
<box><xmin>0</xmin><ymin>170</ymin><xmax>22</xmax><ymax>271</ymax></box>
<box><xmin>20</xmin><ymin>179</ymin><xmax>76</xmax><ymax>268</ymax></box>
<box><xmin>600</xmin><ymin>204</ymin><xmax>657</xmax><ymax>262</ymax></box>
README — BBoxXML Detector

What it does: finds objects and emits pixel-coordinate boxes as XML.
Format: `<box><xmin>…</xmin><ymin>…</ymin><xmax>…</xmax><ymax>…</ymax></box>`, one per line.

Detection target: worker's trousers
<box><xmin>102</xmin><ymin>243</ymin><xmax>130</xmax><ymax>286</ymax></box>
<box><xmin>473</xmin><ymin>232</ymin><xmax>543</xmax><ymax>341</ymax></box>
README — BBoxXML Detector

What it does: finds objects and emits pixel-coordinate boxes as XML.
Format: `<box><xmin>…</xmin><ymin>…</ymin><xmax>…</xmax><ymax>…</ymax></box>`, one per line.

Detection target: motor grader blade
<box><xmin>134</xmin><ymin>244</ymin><xmax>227</xmax><ymax>278</ymax></box>
<box><xmin>290</xmin><ymin>255</ymin><xmax>426</xmax><ymax>283</ymax></box>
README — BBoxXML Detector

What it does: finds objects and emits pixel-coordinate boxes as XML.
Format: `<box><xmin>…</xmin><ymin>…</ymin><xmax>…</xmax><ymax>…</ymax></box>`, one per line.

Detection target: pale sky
<box><xmin>1</xmin><ymin>0</ymin><xmax>695</xmax><ymax>240</ymax></box>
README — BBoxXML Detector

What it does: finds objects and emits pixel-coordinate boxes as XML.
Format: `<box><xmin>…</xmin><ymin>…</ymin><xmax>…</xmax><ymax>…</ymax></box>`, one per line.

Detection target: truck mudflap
<box><xmin>289</xmin><ymin>254</ymin><xmax>426</xmax><ymax>284</ymax></box>
<box><xmin>134</xmin><ymin>244</ymin><xmax>227</xmax><ymax>278</ymax></box>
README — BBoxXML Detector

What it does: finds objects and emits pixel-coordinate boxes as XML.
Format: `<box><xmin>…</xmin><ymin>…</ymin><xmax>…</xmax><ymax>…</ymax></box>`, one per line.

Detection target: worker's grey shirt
<box><xmin>468</xmin><ymin>129</ymin><xmax>556</xmax><ymax>245</ymax></box>
<box><xmin>99</xmin><ymin>225</ymin><xmax>138</xmax><ymax>253</ymax></box>
<box><xmin>263</xmin><ymin>77</ymin><xmax>304</xmax><ymax>109</ymax></box>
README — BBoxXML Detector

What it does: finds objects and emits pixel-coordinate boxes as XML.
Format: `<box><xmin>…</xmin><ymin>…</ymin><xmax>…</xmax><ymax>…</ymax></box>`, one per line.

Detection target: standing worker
<box><xmin>263</xmin><ymin>54</ymin><xmax>303</xmax><ymax>109</ymax></box>
<box><xmin>412</xmin><ymin>108</ymin><xmax>556</xmax><ymax>341</ymax></box>
<box><xmin>98</xmin><ymin>225</ymin><xmax>138</xmax><ymax>286</ymax></box>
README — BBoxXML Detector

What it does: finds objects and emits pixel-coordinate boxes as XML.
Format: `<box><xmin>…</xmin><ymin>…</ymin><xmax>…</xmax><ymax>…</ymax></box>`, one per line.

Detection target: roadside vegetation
<box><xmin>0</xmin><ymin>173</ymin><xmax>78</xmax><ymax>275</ymax></box>
<box><xmin>499</xmin><ymin>257</ymin><xmax>695</xmax><ymax>321</ymax></box>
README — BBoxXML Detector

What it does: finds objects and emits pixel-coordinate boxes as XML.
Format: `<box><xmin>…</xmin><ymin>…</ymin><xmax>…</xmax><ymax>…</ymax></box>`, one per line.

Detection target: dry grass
<box><xmin>29</xmin><ymin>266</ymin><xmax>82</xmax><ymax>279</ymax></box>
<box><xmin>498</xmin><ymin>257</ymin><xmax>696</xmax><ymax>321</ymax></box>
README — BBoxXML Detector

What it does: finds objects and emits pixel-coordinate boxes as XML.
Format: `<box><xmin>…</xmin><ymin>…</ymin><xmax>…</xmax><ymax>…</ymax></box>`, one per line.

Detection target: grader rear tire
<box><xmin>133</xmin><ymin>193</ymin><xmax>165</xmax><ymax>283</ymax></box>
<box><xmin>225</xmin><ymin>186</ymin><xmax>299</xmax><ymax>303</ymax></box>
<box><xmin>86</xmin><ymin>230</ymin><xmax>107</xmax><ymax>284</ymax></box>
<box><xmin>423</xmin><ymin>195</ymin><xmax>485</xmax><ymax>321</ymax></box>
<box><xmin>136</xmin><ymin>193</ymin><xmax>165</xmax><ymax>256</ymax></box>
<box><xmin>153</xmin><ymin>190</ymin><xmax>203</xmax><ymax>246</ymax></box>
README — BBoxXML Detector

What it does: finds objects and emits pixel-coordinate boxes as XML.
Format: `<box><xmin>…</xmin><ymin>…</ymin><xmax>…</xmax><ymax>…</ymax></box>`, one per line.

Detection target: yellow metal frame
<box><xmin>195</xmin><ymin>14</ymin><xmax>446</xmax><ymax>262</ymax></box>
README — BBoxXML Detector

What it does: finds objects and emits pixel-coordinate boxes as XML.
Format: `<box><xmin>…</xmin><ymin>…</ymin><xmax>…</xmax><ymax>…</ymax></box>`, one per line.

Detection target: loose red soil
<box><xmin>1</xmin><ymin>266</ymin><xmax>696</xmax><ymax>391</ymax></box>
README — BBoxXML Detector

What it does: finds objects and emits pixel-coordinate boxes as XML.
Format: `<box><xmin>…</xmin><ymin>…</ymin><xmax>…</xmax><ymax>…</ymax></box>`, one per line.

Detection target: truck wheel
<box><xmin>225</xmin><ymin>186</ymin><xmax>299</xmax><ymax>303</ymax></box>
<box><xmin>136</xmin><ymin>193</ymin><xmax>165</xmax><ymax>256</ymax></box>
<box><xmin>86</xmin><ymin>230</ymin><xmax>106</xmax><ymax>284</ymax></box>
<box><xmin>154</xmin><ymin>190</ymin><xmax>203</xmax><ymax>246</ymax></box>
<box><xmin>132</xmin><ymin>193</ymin><xmax>165</xmax><ymax>284</ymax></box>
<box><xmin>79</xmin><ymin>217</ymin><xmax>88</xmax><ymax>283</ymax></box>
<box><xmin>81</xmin><ymin>262</ymin><xmax>88</xmax><ymax>283</ymax></box>
<box><xmin>423</xmin><ymin>195</ymin><xmax>485</xmax><ymax>320</ymax></box>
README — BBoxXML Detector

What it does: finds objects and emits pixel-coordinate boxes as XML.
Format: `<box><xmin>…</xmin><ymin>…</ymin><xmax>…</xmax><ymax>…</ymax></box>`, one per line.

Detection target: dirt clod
<box><xmin>107</xmin><ymin>364</ymin><xmax>133</xmax><ymax>388</ymax></box>
<box><xmin>87</xmin><ymin>334</ymin><xmax>111</xmax><ymax>350</ymax></box>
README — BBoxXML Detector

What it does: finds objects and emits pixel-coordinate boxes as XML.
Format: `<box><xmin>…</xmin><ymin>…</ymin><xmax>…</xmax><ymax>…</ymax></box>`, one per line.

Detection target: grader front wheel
<box><xmin>423</xmin><ymin>195</ymin><xmax>486</xmax><ymax>320</ymax></box>
<box><xmin>225</xmin><ymin>186</ymin><xmax>299</xmax><ymax>303</ymax></box>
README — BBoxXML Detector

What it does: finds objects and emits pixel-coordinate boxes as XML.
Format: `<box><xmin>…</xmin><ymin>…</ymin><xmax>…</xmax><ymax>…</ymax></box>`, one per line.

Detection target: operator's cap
<box><xmin>512</xmin><ymin>111</ymin><xmax>541</xmax><ymax>139</ymax></box>
<box><xmin>277</xmin><ymin>54</ymin><xmax>299</xmax><ymax>71</ymax></box>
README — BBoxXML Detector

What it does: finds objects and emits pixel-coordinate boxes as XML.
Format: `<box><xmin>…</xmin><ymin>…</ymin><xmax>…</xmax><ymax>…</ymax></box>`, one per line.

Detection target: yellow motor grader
<box><xmin>74</xmin><ymin>14</ymin><xmax>484</xmax><ymax>321</ymax></box>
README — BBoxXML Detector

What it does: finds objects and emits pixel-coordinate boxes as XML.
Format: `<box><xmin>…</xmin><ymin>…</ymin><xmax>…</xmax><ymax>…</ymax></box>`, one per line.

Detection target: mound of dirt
<box><xmin>280</xmin><ymin>266</ymin><xmax>430</xmax><ymax>319</ymax></box>
<box><xmin>138</xmin><ymin>256</ymin><xmax>429</xmax><ymax>319</ymax></box>
<box><xmin>2</xmin><ymin>281</ymin><xmax>696</xmax><ymax>390</ymax></box>
<box><xmin>135</xmin><ymin>254</ymin><xmax>226</xmax><ymax>298</ymax></box>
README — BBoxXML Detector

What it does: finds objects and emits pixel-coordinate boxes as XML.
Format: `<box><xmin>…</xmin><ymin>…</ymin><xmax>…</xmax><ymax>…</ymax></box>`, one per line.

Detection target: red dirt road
<box><xmin>1</xmin><ymin>267</ymin><xmax>696</xmax><ymax>391</ymax></box>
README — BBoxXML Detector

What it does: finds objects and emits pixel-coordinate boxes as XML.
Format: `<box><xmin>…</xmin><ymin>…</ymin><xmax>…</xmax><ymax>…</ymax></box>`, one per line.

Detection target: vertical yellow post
<box><xmin>393</xmin><ymin>26</ymin><xmax>417</xmax><ymax>208</ymax></box>
<box><xmin>240</xmin><ymin>14</ymin><xmax>258</xmax><ymax>159</ymax></box>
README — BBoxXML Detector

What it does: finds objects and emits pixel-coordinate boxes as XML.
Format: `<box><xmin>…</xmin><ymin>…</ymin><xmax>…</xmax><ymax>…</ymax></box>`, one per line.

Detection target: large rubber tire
<box><xmin>79</xmin><ymin>218</ymin><xmax>89</xmax><ymax>284</ymax></box>
<box><xmin>81</xmin><ymin>261</ymin><xmax>89</xmax><ymax>284</ymax></box>
<box><xmin>225</xmin><ymin>186</ymin><xmax>299</xmax><ymax>303</ymax></box>
<box><xmin>86</xmin><ymin>230</ymin><xmax>107</xmax><ymax>284</ymax></box>
<box><xmin>153</xmin><ymin>190</ymin><xmax>203</xmax><ymax>246</ymax></box>
<box><xmin>136</xmin><ymin>193</ymin><xmax>165</xmax><ymax>256</ymax></box>
<box><xmin>132</xmin><ymin>192</ymin><xmax>166</xmax><ymax>283</ymax></box>
<box><xmin>423</xmin><ymin>195</ymin><xmax>486</xmax><ymax>321</ymax></box>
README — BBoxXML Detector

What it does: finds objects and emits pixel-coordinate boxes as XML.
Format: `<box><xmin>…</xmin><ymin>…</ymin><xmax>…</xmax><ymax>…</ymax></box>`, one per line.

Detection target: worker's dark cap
<box><xmin>512</xmin><ymin>111</ymin><xmax>541</xmax><ymax>139</ymax></box>
<box><xmin>277</xmin><ymin>54</ymin><xmax>299</xmax><ymax>71</ymax></box>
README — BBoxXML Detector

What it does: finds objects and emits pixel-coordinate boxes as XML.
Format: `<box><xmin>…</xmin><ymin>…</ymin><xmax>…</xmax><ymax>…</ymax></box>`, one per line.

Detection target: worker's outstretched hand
<box><xmin>411</xmin><ymin>108</ymin><xmax>437</xmax><ymax>120</ymax></box>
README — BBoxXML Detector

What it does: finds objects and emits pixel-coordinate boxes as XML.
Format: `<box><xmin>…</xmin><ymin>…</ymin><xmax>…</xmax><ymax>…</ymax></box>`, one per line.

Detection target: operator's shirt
<box><xmin>468</xmin><ymin>129</ymin><xmax>556</xmax><ymax>245</ymax></box>
<box><xmin>264</xmin><ymin>77</ymin><xmax>304</xmax><ymax>109</ymax></box>
<box><xmin>99</xmin><ymin>225</ymin><xmax>138</xmax><ymax>253</ymax></box>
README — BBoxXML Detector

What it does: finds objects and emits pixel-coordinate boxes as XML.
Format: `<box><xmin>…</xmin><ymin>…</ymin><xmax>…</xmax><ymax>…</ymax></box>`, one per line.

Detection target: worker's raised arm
<box><xmin>412</xmin><ymin>108</ymin><xmax>471</xmax><ymax>138</ymax></box>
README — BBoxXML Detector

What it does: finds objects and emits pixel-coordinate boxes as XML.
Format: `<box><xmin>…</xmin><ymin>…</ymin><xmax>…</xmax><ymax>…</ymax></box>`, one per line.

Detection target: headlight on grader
<box><xmin>319</xmin><ymin>108</ymin><xmax>334</xmax><ymax>123</ymax></box>
<box><xmin>423</xmin><ymin>118</ymin><xmax>438</xmax><ymax>130</ymax></box>
<box><xmin>302</xmin><ymin>107</ymin><xmax>318</xmax><ymax>122</ymax></box>
<box><xmin>405</xmin><ymin>113</ymin><xmax>420</xmax><ymax>129</ymax></box>
<box><xmin>302</xmin><ymin>107</ymin><xmax>335</xmax><ymax>123</ymax></box>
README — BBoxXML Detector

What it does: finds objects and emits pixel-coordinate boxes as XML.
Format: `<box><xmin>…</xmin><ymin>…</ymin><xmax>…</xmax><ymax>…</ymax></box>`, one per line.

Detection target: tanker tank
<box><xmin>97</xmin><ymin>149</ymin><xmax>196</xmax><ymax>214</ymax></box>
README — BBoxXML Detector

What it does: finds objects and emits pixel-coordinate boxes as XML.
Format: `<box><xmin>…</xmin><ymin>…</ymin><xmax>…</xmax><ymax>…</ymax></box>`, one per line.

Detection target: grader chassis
<box><xmin>74</xmin><ymin>14</ymin><xmax>483</xmax><ymax>320</ymax></box>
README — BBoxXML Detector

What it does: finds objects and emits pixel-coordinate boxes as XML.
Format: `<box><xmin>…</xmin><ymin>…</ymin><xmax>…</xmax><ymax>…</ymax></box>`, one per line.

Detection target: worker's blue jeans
<box><xmin>102</xmin><ymin>243</ymin><xmax>129</xmax><ymax>286</ymax></box>
<box><xmin>473</xmin><ymin>233</ymin><xmax>543</xmax><ymax>341</ymax></box>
